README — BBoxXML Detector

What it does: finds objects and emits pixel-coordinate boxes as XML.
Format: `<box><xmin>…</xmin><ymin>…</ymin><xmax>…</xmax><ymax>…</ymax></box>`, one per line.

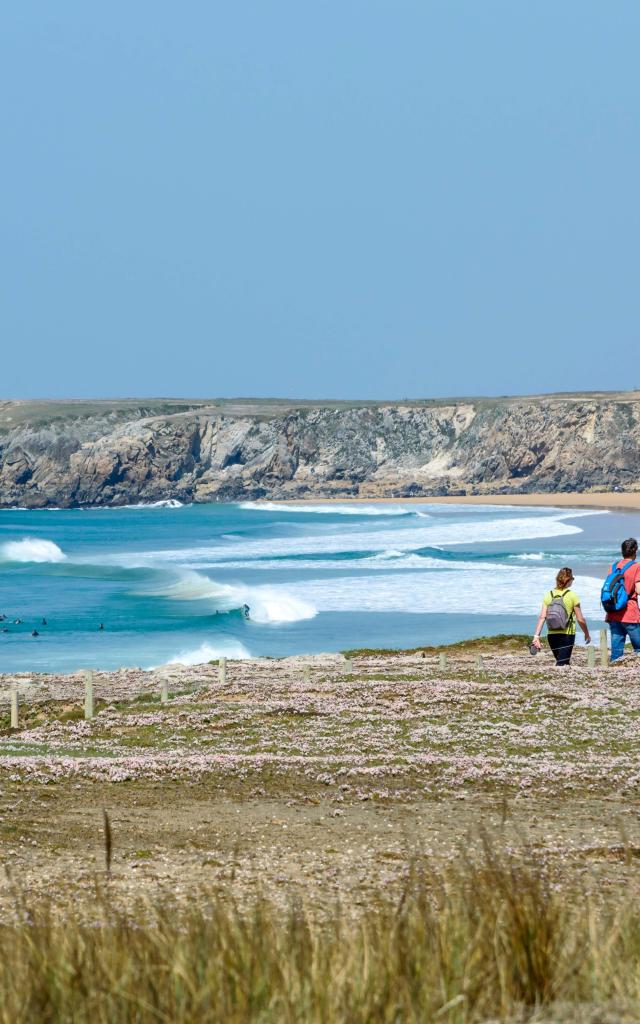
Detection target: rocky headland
<box><xmin>1</xmin><ymin>392</ymin><xmax>639</xmax><ymax>507</ymax></box>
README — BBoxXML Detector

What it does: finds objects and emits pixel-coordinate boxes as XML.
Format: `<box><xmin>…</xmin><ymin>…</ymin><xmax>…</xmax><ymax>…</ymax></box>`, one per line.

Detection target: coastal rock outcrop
<box><xmin>1</xmin><ymin>394</ymin><xmax>639</xmax><ymax>507</ymax></box>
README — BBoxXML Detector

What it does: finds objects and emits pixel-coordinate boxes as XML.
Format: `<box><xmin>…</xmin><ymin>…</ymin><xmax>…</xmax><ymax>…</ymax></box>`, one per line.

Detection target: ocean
<box><xmin>0</xmin><ymin>501</ymin><xmax>630</xmax><ymax>673</ymax></box>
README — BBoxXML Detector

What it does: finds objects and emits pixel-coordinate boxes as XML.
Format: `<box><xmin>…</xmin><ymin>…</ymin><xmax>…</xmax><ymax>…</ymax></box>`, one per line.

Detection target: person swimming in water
<box><xmin>98</xmin><ymin>623</ymin><xmax>105</xmax><ymax>631</ymax></box>
<box><xmin>32</xmin><ymin>629</ymin><xmax>39</xmax><ymax>637</ymax></box>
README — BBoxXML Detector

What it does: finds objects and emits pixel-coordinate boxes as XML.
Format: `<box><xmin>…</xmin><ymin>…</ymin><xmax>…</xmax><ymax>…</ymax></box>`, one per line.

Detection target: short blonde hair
<box><xmin>556</xmin><ymin>567</ymin><xmax>573</xmax><ymax>589</ymax></box>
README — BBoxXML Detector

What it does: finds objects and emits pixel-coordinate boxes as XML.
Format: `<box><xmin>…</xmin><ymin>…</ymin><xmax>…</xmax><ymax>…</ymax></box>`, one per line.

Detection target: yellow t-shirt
<box><xmin>543</xmin><ymin>588</ymin><xmax>580</xmax><ymax>635</ymax></box>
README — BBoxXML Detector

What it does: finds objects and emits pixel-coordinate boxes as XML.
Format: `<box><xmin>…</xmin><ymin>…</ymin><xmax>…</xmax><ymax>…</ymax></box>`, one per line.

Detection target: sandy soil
<box><xmin>1</xmin><ymin>639</ymin><xmax>640</xmax><ymax>918</ymax></box>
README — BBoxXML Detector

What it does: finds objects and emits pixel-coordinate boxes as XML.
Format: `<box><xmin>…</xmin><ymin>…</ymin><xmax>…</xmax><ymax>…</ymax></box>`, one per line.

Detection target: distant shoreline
<box><xmin>273</xmin><ymin>492</ymin><xmax>640</xmax><ymax>513</ymax></box>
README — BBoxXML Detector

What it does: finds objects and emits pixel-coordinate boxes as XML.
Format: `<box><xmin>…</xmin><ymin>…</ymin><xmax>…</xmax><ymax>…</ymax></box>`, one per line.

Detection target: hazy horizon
<box><xmin>3</xmin><ymin>387</ymin><xmax>640</xmax><ymax>405</ymax></box>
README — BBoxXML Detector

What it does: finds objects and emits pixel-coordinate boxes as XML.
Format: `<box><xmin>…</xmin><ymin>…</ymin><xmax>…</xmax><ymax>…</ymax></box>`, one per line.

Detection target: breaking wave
<box><xmin>144</xmin><ymin>571</ymin><xmax>317</xmax><ymax>624</ymax></box>
<box><xmin>90</xmin><ymin>498</ymin><xmax>185</xmax><ymax>510</ymax></box>
<box><xmin>240</xmin><ymin>501</ymin><xmax>416</xmax><ymax>516</ymax></box>
<box><xmin>134</xmin><ymin>511</ymin><xmax>603</xmax><ymax>567</ymax></box>
<box><xmin>273</xmin><ymin>567</ymin><xmax>603</xmax><ymax>619</ymax></box>
<box><xmin>0</xmin><ymin>538</ymin><xmax>67</xmax><ymax>563</ymax></box>
<box><xmin>157</xmin><ymin>640</ymin><xmax>250</xmax><ymax>667</ymax></box>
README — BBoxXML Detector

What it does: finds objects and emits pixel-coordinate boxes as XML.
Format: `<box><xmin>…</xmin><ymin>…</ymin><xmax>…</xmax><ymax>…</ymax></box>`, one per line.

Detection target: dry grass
<box><xmin>2</xmin><ymin>840</ymin><xmax>640</xmax><ymax>1023</ymax></box>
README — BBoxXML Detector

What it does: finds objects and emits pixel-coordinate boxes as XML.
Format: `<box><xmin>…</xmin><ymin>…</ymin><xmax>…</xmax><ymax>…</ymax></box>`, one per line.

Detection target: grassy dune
<box><xmin>1</xmin><ymin>639</ymin><xmax>640</xmax><ymax>1020</ymax></box>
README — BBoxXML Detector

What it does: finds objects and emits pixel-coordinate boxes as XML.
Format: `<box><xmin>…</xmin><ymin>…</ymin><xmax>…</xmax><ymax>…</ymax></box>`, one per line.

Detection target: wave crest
<box><xmin>240</xmin><ymin>501</ymin><xmax>415</xmax><ymax>517</ymax></box>
<box><xmin>156</xmin><ymin>640</ymin><xmax>251</xmax><ymax>667</ymax></box>
<box><xmin>0</xmin><ymin>538</ymin><xmax>67</xmax><ymax>563</ymax></box>
<box><xmin>144</xmin><ymin>571</ymin><xmax>317</xmax><ymax>624</ymax></box>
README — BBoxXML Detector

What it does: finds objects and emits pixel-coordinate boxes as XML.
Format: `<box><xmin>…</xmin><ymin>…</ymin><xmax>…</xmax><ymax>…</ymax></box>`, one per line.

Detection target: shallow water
<box><xmin>0</xmin><ymin>500</ymin><xmax>629</xmax><ymax>672</ymax></box>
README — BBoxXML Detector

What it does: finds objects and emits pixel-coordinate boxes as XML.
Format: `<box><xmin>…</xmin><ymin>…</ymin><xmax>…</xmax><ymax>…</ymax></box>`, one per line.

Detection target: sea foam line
<box><xmin>239</xmin><ymin>501</ymin><xmax>416</xmax><ymax>516</ymax></box>
<box><xmin>264</xmin><ymin>567</ymin><xmax>603</xmax><ymax>619</ymax></box>
<box><xmin>131</xmin><ymin>511</ymin><xmax>602</xmax><ymax>566</ymax></box>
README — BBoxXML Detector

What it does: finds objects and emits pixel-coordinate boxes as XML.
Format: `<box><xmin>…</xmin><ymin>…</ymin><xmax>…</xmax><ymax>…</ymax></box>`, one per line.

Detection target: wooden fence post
<box><xmin>599</xmin><ymin>629</ymin><xmax>608</xmax><ymax>667</ymax></box>
<box><xmin>10</xmin><ymin>689</ymin><xmax>18</xmax><ymax>730</ymax></box>
<box><xmin>344</xmin><ymin>658</ymin><xmax>353</xmax><ymax>674</ymax></box>
<box><xmin>439</xmin><ymin>652</ymin><xmax>447</xmax><ymax>670</ymax></box>
<box><xmin>587</xmin><ymin>645</ymin><xmax>596</xmax><ymax>668</ymax></box>
<box><xmin>84</xmin><ymin>670</ymin><xmax>94</xmax><ymax>720</ymax></box>
<box><xmin>219</xmin><ymin>657</ymin><xmax>226</xmax><ymax>685</ymax></box>
<box><xmin>475</xmin><ymin>655</ymin><xmax>483</xmax><ymax>671</ymax></box>
<box><xmin>160</xmin><ymin>677</ymin><xmax>169</xmax><ymax>703</ymax></box>
<box><xmin>303</xmin><ymin>666</ymin><xmax>311</xmax><ymax>684</ymax></box>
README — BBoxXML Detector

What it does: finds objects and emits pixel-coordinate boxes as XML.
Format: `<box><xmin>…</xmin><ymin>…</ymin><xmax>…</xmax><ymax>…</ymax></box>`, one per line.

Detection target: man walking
<box><xmin>605</xmin><ymin>538</ymin><xmax>640</xmax><ymax>661</ymax></box>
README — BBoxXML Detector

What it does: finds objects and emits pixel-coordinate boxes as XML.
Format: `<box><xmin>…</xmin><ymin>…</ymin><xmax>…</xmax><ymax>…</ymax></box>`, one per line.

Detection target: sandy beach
<box><xmin>277</xmin><ymin>491</ymin><xmax>640</xmax><ymax>512</ymax></box>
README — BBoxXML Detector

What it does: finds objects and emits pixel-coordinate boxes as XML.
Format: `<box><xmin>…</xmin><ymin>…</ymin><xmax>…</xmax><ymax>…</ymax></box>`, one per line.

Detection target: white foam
<box><xmin>268</xmin><ymin>568</ymin><xmax>603</xmax><ymax>619</ymax></box>
<box><xmin>176</xmin><ymin>553</ymin><xmax>454</xmax><ymax>571</ymax></box>
<box><xmin>135</xmin><ymin>511</ymin><xmax>600</xmax><ymax>566</ymax></box>
<box><xmin>90</xmin><ymin>498</ymin><xmax>185</xmax><ymax>510</ymax></box>
<box><xmin>158</xmin><ymin>640</ymin><xmax>250</xmax><ymax>667</ymax></box>
<box><xmin>245</xmin><ymin>587</ymin><xmax>317</xmax><ymax>624</ymax></box>
<box><xmin>144</xmin><ymin>571</ymin><xmax>317</xmax><ymax>624</ymax></box>
<box><xmin>0</xmin><ymin>538</ymin><xmax>67</xmax><ymax>563</ymax></box>
<box><xmin>510</xmin><ymin>552</ymin><xmax>545</xmax><ymax>561</ymax></box>
<box><xmin>239</xmin><ymin>501</ymin><xmax>415</xmax><ymax>516</ymax></box>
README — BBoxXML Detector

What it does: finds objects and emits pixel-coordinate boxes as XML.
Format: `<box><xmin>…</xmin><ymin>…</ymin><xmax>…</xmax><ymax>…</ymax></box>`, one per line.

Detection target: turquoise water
<box><xmin>0</xmin><ymin>501</ymin><xmax>625</xmax><ymax>673</ymax></box>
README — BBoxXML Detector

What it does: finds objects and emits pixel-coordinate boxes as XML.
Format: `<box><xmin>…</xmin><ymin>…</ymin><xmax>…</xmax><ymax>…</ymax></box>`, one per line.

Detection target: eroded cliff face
<box><xmin>0</xmin><ymin>395</ymin><xmax>639</xmax><ymax>507</ymax></box>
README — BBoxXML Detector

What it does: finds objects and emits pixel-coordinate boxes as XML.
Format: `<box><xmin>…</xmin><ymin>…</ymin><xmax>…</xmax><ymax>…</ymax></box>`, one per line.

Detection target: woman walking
<box><xmin>531</xmin><ymin>567</ymin><xmax>591</xmax><ymax>666</ymax></box>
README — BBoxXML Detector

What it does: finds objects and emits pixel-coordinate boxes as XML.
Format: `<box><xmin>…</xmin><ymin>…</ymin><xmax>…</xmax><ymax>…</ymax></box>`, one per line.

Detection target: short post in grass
<box><xmin>84</xmin><ymin>670</ymin><xmax>94</xmax><ymax>720</ymax></box>
<box><xmin>587</xmin><ymin>644</ymin><xmax>596</xmax><ymax>668</ymax></box>
<box><xmin>344</xmin><ymin>658</ymin><xmax>353</xmax><ymax>674</ymax></box>
<box><xmin>599</xmin><ymin>629</ymin><xmax>608</xmax><ymax>667</ymax></box>
<box><xmin>160</xmin><ymin>675</ymin><xmax>169</xmax><ymax>703</ymax></box>
<box><xmin>475</xmin><ymin>655</ymin><xmax>483</xmax><ymax>671</ymax></box>
<box><xmin>10</xmin><ymin>689</ymin><xmax>18</xmax><ymax>729</ymax></box>
<box><xmin>439</xmin><ymin>652</ymin><xmax>447</xmax><ymax>670</ymax></box>
<box><xmin>304</xmin><ymin>665</ymin><xmax>311</xmax><ymax>684</ymax></box>
<box><xmin>219</xmin><ymin>657</ymin><xmax>226</xmax><ymax>685</ymax></box>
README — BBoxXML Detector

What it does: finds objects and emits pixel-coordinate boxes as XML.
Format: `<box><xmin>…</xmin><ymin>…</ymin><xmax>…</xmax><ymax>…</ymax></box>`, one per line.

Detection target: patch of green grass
<box><xmin>342</xmin><ymin>633</ymin><xmax>534</xmax><ymax>658</ymax></box>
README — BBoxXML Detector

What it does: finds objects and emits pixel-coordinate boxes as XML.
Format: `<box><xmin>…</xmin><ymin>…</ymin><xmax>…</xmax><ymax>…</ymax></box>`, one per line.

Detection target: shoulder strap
<box><xmin>613</xmin><ymin>559</ymin><xmax>635</xmax><ymax>575</ymax></box>
<box><xmin>620</xmin><ymin>560</ymin><xmax>637</xmax><ymax>597</ymax></box>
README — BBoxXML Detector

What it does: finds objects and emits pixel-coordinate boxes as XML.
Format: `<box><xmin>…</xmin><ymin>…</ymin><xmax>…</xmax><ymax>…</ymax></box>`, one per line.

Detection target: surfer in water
<box><xmin>243</xmin><ymin>604</ymin><xmax>251</xmax><ymax>620</ymax></box>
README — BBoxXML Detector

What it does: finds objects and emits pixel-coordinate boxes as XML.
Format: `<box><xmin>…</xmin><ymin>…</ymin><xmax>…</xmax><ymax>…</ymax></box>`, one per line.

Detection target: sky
<box><xmin>1</xmin><ymin>2</ymin><xmax>638</xmax><ymax>401</ymax></box>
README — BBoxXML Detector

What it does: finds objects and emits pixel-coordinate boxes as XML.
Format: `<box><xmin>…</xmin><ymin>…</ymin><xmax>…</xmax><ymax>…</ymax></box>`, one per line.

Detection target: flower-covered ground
<box><xmin>1</xmin><ymin>637</ymin><xmax>639</xmax><ymax>916</ymax></box>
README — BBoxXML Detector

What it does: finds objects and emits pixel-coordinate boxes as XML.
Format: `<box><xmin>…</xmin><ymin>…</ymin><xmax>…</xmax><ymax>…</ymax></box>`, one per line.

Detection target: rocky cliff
<box><xmin>1</xmin><ymin>393</ymin><xmax>639</xmax><ymax>507</ymax></box>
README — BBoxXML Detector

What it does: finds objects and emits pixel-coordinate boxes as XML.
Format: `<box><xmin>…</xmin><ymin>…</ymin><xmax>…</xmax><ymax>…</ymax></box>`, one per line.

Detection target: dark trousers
<box><xmin>548</xmin><ymin>632</ymin><xmax>575</xmax><ymax>666</ymax></box>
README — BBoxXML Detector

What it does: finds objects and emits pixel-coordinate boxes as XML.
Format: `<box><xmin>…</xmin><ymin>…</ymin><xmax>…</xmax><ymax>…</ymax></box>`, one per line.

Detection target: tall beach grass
<box><xmin>2</xmin><ymin>841</ymin><xmax>640</xmax><ymax>1023</ymax></box>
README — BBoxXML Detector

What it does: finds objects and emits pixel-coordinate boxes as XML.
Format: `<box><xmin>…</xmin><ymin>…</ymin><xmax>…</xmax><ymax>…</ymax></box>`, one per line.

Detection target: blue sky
<box><xmin>1</xmin><ymin>2</ymin><xmax>638</xmax><ymax>400</ymax></box>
